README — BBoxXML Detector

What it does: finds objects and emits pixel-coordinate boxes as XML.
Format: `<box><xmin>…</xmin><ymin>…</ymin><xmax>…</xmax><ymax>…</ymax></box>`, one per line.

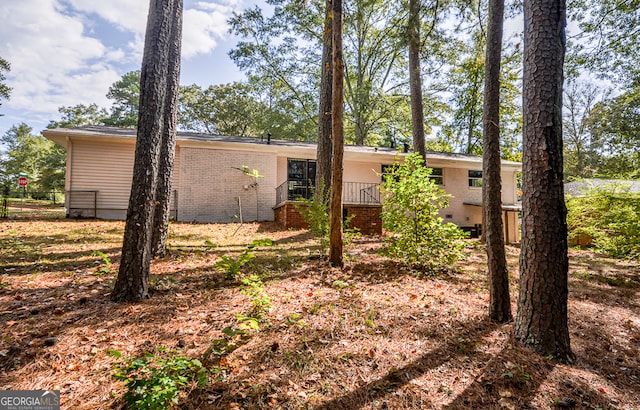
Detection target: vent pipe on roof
<box><xmin>403</xmin><ymin>142</ymin><xmax>409</xmax><ymax>153</ymax></box>
<box><xmin>267</xmin><ymin>132</ymin><xmax>271</xmax><ymax>144</ymax></box>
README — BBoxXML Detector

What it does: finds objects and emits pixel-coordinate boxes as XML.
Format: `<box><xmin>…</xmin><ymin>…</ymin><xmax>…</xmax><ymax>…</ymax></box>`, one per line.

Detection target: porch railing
<box><xmin>275</xmin><ymin>181</ymin><xmax>381</xmax><ymax>206</ymax></box>
<box><xmin>343</xmin><ymin>182</ymin><xmax>381</xmax><ymax>204</ymax></box>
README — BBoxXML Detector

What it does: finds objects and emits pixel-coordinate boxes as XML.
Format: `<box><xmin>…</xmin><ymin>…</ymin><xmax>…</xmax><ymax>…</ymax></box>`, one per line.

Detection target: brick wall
<box><xmin>345</xmin><ymin>204</ymin><xmax>382</xmax><ymax>235</ymax></box>
<box><xmin>274</xmin><ymin>202</ymin><xmax>382</xmax><ymax>235</ymax></box>
<box><xmin>176</xmin><ymin>147</ymin><xmax>277</xmax><ymax>222</ymax></box>
<box><xmin>273</xmin><ymin>202</ymin><xmax>310</xmax><ymax>229</ymax></box>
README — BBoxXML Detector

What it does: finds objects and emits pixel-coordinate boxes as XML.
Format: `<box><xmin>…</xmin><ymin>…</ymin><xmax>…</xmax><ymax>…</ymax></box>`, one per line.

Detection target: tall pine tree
<box><xmin>112</xmin><ymin>0</ymin><xmax>183</xmax><ymax>301</ymax></box>
<box><xmin>514</xmin><ymin>0</ymin><xmax>573</xmax><ymax>360</ymax></box>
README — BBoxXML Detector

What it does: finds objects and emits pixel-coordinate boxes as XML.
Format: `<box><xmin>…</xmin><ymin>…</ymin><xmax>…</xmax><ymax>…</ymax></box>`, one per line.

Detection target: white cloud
<box><xmin>0</xmin><ymin>0</ymin><xmax>245</xmax><ymax>133</ymax></box>
<box><xmin>183</xmin><ymin>3</ymin><xmax>233</xmax><ymax>58</ymax></box>
<box><xmin>65</xmin><ymin>0</ymin><xmax>148</xmax><ymax>34</ymax></box>
<box><xmin>64</xmin><ymin>0</ymin><xmax>148</xmax><ymax>61</ymax></box>
<box><xmin>0</xmin><ymin>0</ymin><xmax>122</xmax><ymax>119</ymax></box>
<box><xmin>65</xmin><ymin>0</ymin><xmax>239</xmax><ymax>59</ymax></box>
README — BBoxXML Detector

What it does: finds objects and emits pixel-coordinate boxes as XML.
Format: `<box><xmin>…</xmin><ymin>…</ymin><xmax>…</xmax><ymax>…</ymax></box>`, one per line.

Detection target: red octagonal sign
<box><xmin>18</xmin><ymin>176</ymin><xmax>28</xmax><ymax>187</ymax></box>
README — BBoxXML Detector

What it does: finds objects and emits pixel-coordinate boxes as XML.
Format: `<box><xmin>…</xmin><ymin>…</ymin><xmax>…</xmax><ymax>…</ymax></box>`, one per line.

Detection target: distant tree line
<box><xmin>1</xmin><ymin>0</ymin><xmax>637</xmax><ymax>182</ymax></box>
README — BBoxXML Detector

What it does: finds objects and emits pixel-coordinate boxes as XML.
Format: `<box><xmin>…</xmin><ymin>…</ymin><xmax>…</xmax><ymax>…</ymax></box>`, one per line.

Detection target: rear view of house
<box><xmin>43</xmin><ymin>126</ymin><xmax>522</xmax><ymax>242</ymax></box>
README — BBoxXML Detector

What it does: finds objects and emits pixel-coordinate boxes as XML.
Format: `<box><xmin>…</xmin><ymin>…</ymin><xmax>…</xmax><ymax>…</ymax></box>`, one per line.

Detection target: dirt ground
<box><xmin>0</xmin><ymin>219</ymin><xmax>638</xmax><ymax>409</ymax></box>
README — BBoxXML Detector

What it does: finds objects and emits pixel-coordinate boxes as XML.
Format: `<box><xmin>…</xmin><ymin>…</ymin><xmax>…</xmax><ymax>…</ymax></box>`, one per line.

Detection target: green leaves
<box><xmin>567</xmin><ymin>187</ymin><xmax>640</xmax><ymax>259</ymax></box>
<box><xmin>215</xmin><ymin>251</ymin><xmax>256</xmax><ymax>280</ymax></box>
<box><xmin>104</xmin><ymin>70</ymin><xmax>141</xmax><ymax>128</ymax></box>
<box><xmin>109</xmin><ymin>347</ymin><xmax>209</xmax><ymax>410</ymax></box>
<box><xmin>295</xmin><ymin>185</ymin><xmax>330</xmax><ymax>256</ymax></box>
<box><xmin>381</xmin><ymin>153</ymin><xmax>467</xmax><ymax>272</ymax></box>
<box><xmin>0</xmin><ymin>123</ymin><xmax>65</xmax><ymax>192</ymax></box>
<box><xmin>569</xmin><ymin>0</ymin><xmax>640</xmax><ymax>83</ymax></box>
<box><xmin>0</xmin><ymin>56</ymin><xmax>11</xmax><ymax>109</ymax></box>
<box><xmin>178</xmin><ymin>82</ymin><xmax>268</xmax><ymax>136</ymax></box>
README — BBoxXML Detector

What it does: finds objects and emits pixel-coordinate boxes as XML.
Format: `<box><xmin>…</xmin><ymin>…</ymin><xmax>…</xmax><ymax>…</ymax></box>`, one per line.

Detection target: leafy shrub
<box><xmin>567</xmin><ymin>186</ymin><xmax>640</xmax><ymax>259</ymax></box>
<box><xmin>295</xmin><ymin>182</ymin><xmax>359</xmax><ymax>257</ymax></box>
<box><xmin>294</xmin><ymin>183</ymin><xmax>330</xmax><ymax>256</ymax></box>
<box><xmin>214</xmin><ymin>238</ymin><xmax>273</xmax><ymax>280</ymax></box>
<box><xmin>239</xmin><ymin>274</ymin><xmax>272</xmax><ymax>324</ymax></box>
<box><xmin>381</xmin><ymin>153</ymin><xmax>467</xmax><ymax>272</ymax></box>
<box><xmin>204</xmin><ymin>326</ymin><xmax>251</xmax><ymax>363</ymax></box>
<box><xmin>92</xmin><ymin>250</ymin><xmax>112</xmax><ymax>275</ymax></box>
<box><xmin>215</xmin><ymin>251</ymin><xmax>255</xmax><ymax>280</ymax></box>
<box><xmin>108</xmin><ymin>347</ymin><xmax>209</xmax><ymax>410</ymax></box>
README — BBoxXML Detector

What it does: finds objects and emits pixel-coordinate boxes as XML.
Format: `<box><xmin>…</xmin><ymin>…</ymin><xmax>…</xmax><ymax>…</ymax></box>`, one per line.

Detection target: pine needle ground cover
<box><xmin>0</xmin><ymin>220</ymin><xmax>638</xmax><ymax>409</ymax></box>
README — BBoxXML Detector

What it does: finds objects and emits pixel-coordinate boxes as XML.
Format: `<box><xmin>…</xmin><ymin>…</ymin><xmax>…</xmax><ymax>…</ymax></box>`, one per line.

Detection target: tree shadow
<box><xmin>310</xmin><ymin>317</ymin><xmax>500</xmax><ymax>410</ymax></box>
<box><xmin>0</xmin><ymin>246</ymin><xmax>123</xmax><ymax>276</ymax></box>
<box><xmin>443</xmin><ymin>341</ymin><xmax>556</xmax><ymax>409</ymax></box>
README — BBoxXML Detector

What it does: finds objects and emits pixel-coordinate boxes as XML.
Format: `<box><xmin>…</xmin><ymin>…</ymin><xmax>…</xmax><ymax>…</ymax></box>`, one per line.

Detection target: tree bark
<box><xmin>329</xmin><ymin>0</ymin><xmax>344</xmax><ymax>267</ymax></box>
<box><xmin>408</xmin><ymin>0</ymin><xmax>427</xmax><ymax>160</ymax></box>
<box><xmin>112</xmin><ymin>0</ymin><xmax>181</xmax><ymax>302</ymax></box>
<box><xmin>152</xmin><ymin>0</ymin><xmax>182</xmax><ymax>258</ymax></box>
<box><xmin>515</xmin><ymin>0</ymin><xmax>573</xmax><ymax>361</ymax></box>
<box><xmin>482</xmin><ymin>0</ymin><xmax>511</xmax><ymax>323</ymax></box>
<box><xmin>316</xmin><ymin>0</ymin><xmax>333</xmax><ymax>199</ymax></box>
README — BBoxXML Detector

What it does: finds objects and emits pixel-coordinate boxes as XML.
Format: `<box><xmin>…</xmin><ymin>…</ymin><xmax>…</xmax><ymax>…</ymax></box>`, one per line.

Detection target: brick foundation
<box><xmin>273</xmin><ymin>202</ymin><xmax>309</xmax><ymax>229</ymax></box>
<box><xmin>344</xmin><ymin>204</ymin><xmax>382</xmax><ymax>235</ymax></box>
<box><xmin>273</xmin><ymin>202</ymin><xmax>382</xmax><ymax>235</ymax></box>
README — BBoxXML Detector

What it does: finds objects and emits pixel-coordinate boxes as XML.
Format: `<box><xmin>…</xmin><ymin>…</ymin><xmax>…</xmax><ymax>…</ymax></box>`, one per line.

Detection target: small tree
<box><xmin>295</xmin><ymin>183</ymin><xmax>330</xmax><ymax>257</ymax></box>
<box><xmin>381</xmin><ymin>153</ymin><xmax>467</xmax><ymax>272</ymax></box>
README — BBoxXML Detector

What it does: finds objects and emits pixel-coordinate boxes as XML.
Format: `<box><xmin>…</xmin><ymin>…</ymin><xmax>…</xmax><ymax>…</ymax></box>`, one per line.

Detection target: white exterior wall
<box><xmin>343</xmin><ymin>160</ymin><xmax>384</xmax><ymax>183</ymax></box>
<box><xmin>176</xmin><ymin>147</ymin><xmax>277</xmax><ymax>222</ymax></box>
<box><xmin>67</xmin><ymin>139</ymin><xmax>135</xmax><ymax>219</ymax></box>
<box><xmin>438</xmin><ymin>166</ymin><xmax>484</xmax><ymax>226</ymax></box>
<box><xmin>45</xmin><ymin>128</ymin><xmax>520</xmax><ymax>240</ymax></box>
<box><xmin>65</xmin><ymin>137</ymin><xmax>180</xmax><ymax>220</ymax></box>
<box><xmin>276</xmin><ymin>156</ymin><xmax>288</xmax><ymax>187</ymax></box>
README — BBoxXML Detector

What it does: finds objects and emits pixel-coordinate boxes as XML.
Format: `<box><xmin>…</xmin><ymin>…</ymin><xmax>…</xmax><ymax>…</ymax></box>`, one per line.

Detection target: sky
<box><xmin>0</xmin><ymin>0</ymin><xmax>255</xmax><ymax>137</ymax></box>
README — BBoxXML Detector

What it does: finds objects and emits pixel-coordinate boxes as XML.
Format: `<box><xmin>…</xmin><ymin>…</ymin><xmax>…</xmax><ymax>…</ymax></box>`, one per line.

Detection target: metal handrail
<box><xmin>275</xmin><ymin>181</ymin><xmax>381</xmax><ymax>206</ymax></box>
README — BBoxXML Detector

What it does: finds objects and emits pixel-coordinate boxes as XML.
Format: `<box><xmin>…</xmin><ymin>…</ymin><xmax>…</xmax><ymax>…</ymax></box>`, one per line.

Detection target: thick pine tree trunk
<box><xmin>515</xmin><ymin>0</ymin><xmax>573</xmax><ymax>361</ymax></box>
<box><xmin>483</xmin><ymin>0</ymin><xmax>511</xmax><ymax>323</ymax></box>
<box><xmin>152</xmin><ymin>1</ymin><xmax>182</xmax><ymax>258</ymax></box>
<box><xmin>408</xmin><ymin>0</ymin><xmax>427</xmax><ymax>160</ymax></box>
<box><xmin>315</xmin><ymin>0</ymin><xmax>333</xmax><ymax>199</ymax></box>
<box><xmin>329</xmin><ymin>0</ymin><xmax>344</xmax><ymax>267</ymax></box>
<box><xmin>112</xmin><ymin>0</ymin><xmax>181</xmax><ymax>302</ymax></box>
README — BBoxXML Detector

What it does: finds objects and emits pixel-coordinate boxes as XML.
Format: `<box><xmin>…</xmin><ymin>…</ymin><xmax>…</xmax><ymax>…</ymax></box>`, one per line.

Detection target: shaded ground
<box><xmin>2</xmin><ymin>200</ymin><xmax>65</xmax><ymax>219</ymax></box>
<box><xmin>0</xmin><ymin>219</ymin><xmax>638</xmax><ymax>409</ymax></box>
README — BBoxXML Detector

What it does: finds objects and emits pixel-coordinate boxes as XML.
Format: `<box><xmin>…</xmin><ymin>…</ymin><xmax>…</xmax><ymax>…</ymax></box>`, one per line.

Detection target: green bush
<box><xmin>567</xmin><ymin>186</ymin><xmax>640</xmax><ymax>259</ymax></box>
<box><xmin>239</xmin><ymin>274</ymin><xmax>272</xmax><ymax>324</ymax></box>
<box><xmin>294</xmin><ymin>184</ymin><xmax>330</xmax><ymax>256</ymax></box>
<box><xmin>215</xmin><ymin>251</ymin><xmax>255</xmax><ymax>280</ymax></box>
<box><xmin>381</xmin><ymin>153</ymin><xmax>467</xmax><ymax>272</ymax></box>
<box><xmin>108</xmin><ymin>348</ymin><xmax>209</xmax><ymax>410</ymax></box>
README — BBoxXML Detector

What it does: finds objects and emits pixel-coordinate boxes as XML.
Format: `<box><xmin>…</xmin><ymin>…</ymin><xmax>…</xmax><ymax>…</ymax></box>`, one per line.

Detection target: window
<box><xmin>287</xmin><ymin>159</ymin><xmax>316</xmax><ymax>200</ymax></box>
<box><xmin>468</xmin><ymin>170</ymin><xmax>483</xmax><ymax>187</ymax></box>
<box><xmin>429</xmin><ymin>167</ymin><xmax>444</xmax><ymax>185</ymax></box>
<box><xmin>381</xmin><ymin>164</ymin><xmax>397</xmax><ymax>181</ymax></box>
<box><xmin>383</xmin><ymin>165</ymin><xmax>443</xmax><ymax>184</ymax></box>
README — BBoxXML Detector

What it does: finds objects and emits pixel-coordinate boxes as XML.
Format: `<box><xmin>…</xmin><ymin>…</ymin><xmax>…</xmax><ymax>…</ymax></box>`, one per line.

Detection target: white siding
<box><xmin>68</xmin><ymin>140</ymin><xmax>134</xmax><ymax>219</ymax></box>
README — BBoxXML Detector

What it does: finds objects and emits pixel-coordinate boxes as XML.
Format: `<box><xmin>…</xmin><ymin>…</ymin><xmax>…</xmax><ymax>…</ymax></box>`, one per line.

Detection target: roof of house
<box><xmin>564</xmin><ymin>179</ymin><xmax>640</xmax><ymax>196</ymax></box>
<box><xmin>42</xmin><ymin>126</ymin><xmax>522</xmax><ymax>167</ymax></box>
